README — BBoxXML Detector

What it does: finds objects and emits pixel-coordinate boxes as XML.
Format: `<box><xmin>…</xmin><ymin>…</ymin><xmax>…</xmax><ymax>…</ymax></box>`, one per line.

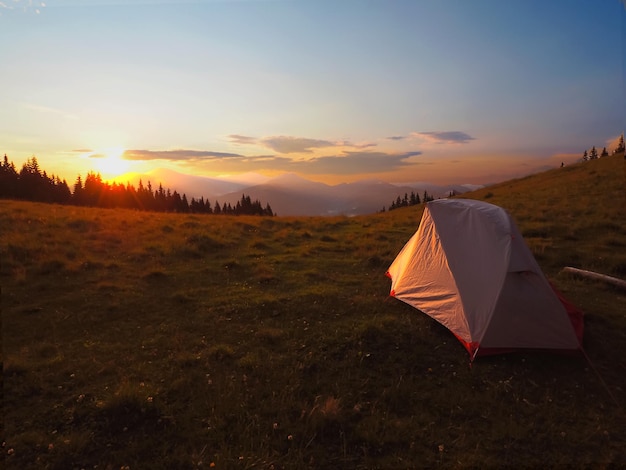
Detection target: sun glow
<box><xmin>91</xmin><ymin>147</ymin><xmax>130</xmax><ymax>177</ymax></box>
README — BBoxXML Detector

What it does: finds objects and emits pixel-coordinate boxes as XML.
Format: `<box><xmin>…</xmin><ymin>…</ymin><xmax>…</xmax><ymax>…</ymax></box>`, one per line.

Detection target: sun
<box><xmin>94</xmin><ymin>147</ymin><xmax>130</xmax><ymax>177</ymax></box>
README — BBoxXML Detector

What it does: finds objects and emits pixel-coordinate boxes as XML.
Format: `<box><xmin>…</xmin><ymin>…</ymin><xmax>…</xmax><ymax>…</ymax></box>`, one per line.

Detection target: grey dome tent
<box><xmin>386</xmin><ymin>199</ymin><xmax>583</xmax><ymax>360</ymax></box>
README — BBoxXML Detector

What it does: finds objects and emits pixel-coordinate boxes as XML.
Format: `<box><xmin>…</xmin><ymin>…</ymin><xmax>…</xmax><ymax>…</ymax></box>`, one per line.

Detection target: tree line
<box><xmin>381</xmin><ymin>189</ymin><xmax>437</xmax><ymax>212</ymax></box>
<box><xmin>582</xmin><ymin>133</ymin><xmax>624</xmax><ymax>161</ymax></box>
<box><xmin>0</xmin><ymin>154</ymin><xmax>274</xmax><ymax>216</ymax></box>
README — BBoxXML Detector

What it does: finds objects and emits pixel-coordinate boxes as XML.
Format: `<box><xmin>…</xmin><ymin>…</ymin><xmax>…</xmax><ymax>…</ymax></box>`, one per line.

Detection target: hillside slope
<box><xmin>461</xmin><ymin>152</ymin><xmax>626</xmax><ymax>278</ymax></box>
<box><xmin>2</xmin><ymin>152</ymin><xmax>625</xmax><ymax>469</ymax></box>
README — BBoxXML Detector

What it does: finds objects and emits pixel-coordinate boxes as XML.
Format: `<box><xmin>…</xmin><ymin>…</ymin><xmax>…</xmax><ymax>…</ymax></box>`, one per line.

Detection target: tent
<box><xmin>386</xmin><ymin>198</ymin><xmax>583</xmax><ymax>360</ymax></box>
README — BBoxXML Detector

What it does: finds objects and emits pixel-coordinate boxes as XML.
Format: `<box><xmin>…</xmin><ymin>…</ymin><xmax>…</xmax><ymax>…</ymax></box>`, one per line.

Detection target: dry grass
<box><xmin>2</xmin><ymin>152</ymin><xmax>625</xmax><ymax>468</ymax></box>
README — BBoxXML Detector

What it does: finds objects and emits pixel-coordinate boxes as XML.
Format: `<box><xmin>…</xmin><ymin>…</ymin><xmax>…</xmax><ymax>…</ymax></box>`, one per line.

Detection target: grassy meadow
<box><xmin>2</xmin><ymin>152</ymin><xmax>625</xmax><ymax>469</ymax></box>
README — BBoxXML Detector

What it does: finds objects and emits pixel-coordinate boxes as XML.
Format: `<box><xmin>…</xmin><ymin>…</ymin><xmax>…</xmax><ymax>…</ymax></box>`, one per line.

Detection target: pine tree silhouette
<box><xmin>0</xmin><ymin>154</ymin><xmax>275</xmax><ymax>217</ymax></box>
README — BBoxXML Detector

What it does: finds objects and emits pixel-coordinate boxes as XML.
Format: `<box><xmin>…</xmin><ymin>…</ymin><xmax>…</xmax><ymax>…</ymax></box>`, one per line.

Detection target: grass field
<box><xmin>2</xmin><ymin>152</ymin><xmax>625</xmax><ymax>469</ymax></box>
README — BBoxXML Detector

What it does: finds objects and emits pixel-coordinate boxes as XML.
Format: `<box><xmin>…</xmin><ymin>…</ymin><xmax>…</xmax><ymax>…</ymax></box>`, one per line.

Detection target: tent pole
<box><xmin>562</xmin><ymin>267</ymin><xmax>626</xmax><ymax>290</ymax></box>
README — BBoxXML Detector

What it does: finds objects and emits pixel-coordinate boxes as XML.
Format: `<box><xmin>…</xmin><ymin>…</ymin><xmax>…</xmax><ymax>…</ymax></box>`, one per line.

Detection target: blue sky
<box><xmin>1</xmin><ymin>0</ymin><xmax>624</xmax><ymax>185</ymax></box>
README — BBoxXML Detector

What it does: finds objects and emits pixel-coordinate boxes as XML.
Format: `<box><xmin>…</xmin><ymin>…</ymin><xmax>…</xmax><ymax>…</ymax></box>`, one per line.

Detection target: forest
<box><xmin>0</xmin><ymin>154</ymin><xmax>274</xmax><ymax>216</ymax></box>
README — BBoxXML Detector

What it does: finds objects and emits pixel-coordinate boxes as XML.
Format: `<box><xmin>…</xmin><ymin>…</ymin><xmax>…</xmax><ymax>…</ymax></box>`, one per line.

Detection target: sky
<box><xmin>1</xmin><ymin>0</ymin><xmax>624</xmax><ymax>186</ymax></box>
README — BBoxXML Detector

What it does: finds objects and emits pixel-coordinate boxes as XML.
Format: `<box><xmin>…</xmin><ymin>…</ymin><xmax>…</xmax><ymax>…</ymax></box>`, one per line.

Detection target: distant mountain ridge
<box><xmin>114</xmin><ymin>169</ymin><xmax>481</xmax><ymax>216</ymax></box>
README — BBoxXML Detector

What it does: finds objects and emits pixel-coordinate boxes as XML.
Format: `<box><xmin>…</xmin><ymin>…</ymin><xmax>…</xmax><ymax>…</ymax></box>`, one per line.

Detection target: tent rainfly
<box><xmin>386</xmin><ymin>198</ymin><xmax>583</xmax><ymax>360</ymax></box>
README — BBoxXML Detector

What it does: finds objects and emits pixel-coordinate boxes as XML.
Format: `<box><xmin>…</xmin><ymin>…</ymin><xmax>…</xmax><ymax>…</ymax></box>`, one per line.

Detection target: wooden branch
<box><xmin>562</xmin><ymin>267</ymin><xmax>626</xmax><ymax>290</ymax></box>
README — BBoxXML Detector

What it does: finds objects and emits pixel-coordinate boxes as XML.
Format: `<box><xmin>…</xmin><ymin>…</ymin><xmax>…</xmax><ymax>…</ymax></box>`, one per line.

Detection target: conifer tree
<box><xmin>19</xmin><ymin>157</ymin><xmax>45</xmax><ymax>200</ymax></box>
<box><xmin>73</xmin><ymin>175</ymin><xmax>84</xmax><ymax>204</ymax></box>
<box><xmin>0</xmin><ymin>155</ymin><xmax>274</xmax><ymax>216</ymax></box>
<box><xmin>0</xmin><ymin>154</ymin><xmax>19</xmax><ymax>197</ymax></box>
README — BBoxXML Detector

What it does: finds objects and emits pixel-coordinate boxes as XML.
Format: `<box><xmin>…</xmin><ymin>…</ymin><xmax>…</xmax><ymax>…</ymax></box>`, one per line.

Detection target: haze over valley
<box><xmin>114</xmin><ymin>168</ymin><xmax>482</xmax><ymax>216</ymax></box>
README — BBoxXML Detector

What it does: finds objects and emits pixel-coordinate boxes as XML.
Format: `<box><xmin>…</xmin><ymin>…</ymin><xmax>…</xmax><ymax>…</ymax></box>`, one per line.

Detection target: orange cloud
<box><xmin>410</xmin><ymin>131</ymin><xmax>476</xmax><ymax>144</ymax></box>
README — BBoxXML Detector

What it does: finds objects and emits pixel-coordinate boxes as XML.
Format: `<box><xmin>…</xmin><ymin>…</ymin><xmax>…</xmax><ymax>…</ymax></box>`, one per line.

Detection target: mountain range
<box><xmin>114</xmin><ymin>168</ymin><xmax>482</xmax><ymax>216</ymax></box>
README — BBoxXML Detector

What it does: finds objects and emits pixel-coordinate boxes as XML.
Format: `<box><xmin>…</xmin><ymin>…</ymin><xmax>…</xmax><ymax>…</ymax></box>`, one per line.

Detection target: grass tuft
<box><xmin>238</xmin><ymin>352</ymin><xmax>262</xmax><ymax>369</ymax></box>
<box><xmin>97</xmin><ymin>383</ymin><xmax>163</xmax><ymax>435</ymax></box>
<box><xmin>207</xmin><ymin>344</ymin><xmax>236</xmax><ymax>361</ymax></box>
<box><xmin>255</xmin><ymin>327</ymin><xmax>284</xmax><ymax>345</ymax></box>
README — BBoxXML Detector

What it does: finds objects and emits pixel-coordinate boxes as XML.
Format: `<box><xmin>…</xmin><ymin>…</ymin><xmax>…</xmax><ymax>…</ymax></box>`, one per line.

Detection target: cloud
<box><xmin>291</xmin><ymin>150</ymin><xmax>422</xmax><ymax>175</ymax></box>
<box><xmin>119</xmin><ymin>147</ymin><xmax>293</xmax><ymax>170</ymax></box>
<box><xmin>349</xmin><ymin>142</ymin><xmax>378</xmax><ymax>150</ymax></box>
<box><xmin>0</xmin><ymin>0</ymin><xmax>44</xmax><ymax>14</ymax></box>
<box><xmin>122</xmin><ymin>133</ymin><xmax>419</xmax><ymax>176</ymax></box>
<box><xmin>228</xmin><ymin>134</ymin><xmax>257</xmax><ymax>145</ymax></box>
<box><xmin>228</xmin><ymin>134</ymin><xmax>377</xmax><ymax>153</ymax></box>
<box><xmin>387</xmin><ymin>136</ymin><xmax>406</xmax><ymax>141</ymax></box>
<box><xmin>260</xmin><ymin>136</ymin><xmax>337</xmax><ymax>154</ymax></box>
<box><xmin>118</xmin><ymin>147</ymin><xmax>423</xmax><ymax>176</ymax></box>
<box><xmin>122</xmin><ymin>149</ymin><xmax>244</xmax><ymax>161</ymax></box>
<box><xmin>411</xmin><ymin>131</ymin><xmax>476</xmax><ymax>144</ymax></box>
